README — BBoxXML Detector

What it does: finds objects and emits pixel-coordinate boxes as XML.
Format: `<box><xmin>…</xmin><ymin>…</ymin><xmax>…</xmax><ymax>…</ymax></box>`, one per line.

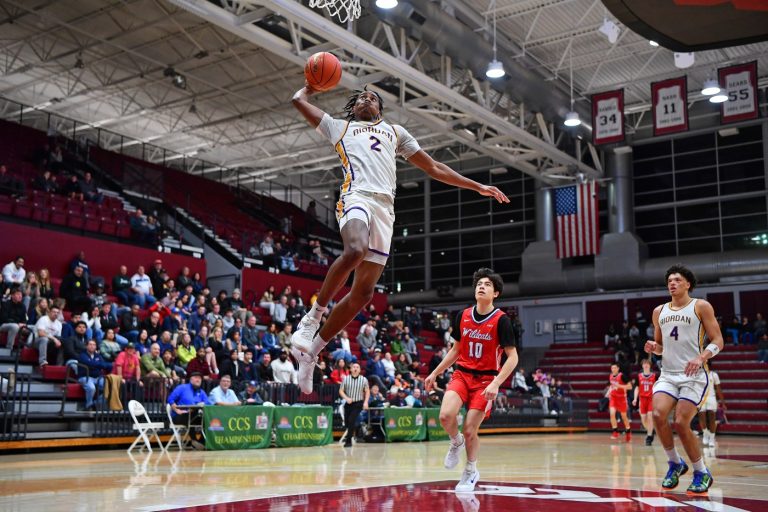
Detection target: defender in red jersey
<box><xmin>425</xmin><ymin>268</ymin><xmax>518</xmax><ymax>493</ymax></box>
<box><xmin>632</xmin><ymin>359</ymin><xmax>657</xmax><ymax>445</ymax></box>
<box><xmin>608</xmin><ymin>363</ymin><xmax>633</xmax><ymax>442</ymax></box>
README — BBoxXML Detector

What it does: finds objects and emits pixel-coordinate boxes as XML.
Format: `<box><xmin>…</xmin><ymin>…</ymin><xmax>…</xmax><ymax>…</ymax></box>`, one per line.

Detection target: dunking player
<box><xmin>645</xmin><ymin>264</ymin><xmax>724</xmax><ymax>495</ymax></box>
<box><xmin>425</xmin><ymin>268</ymin><xmax>518</xmax><ymax>492</ymax></box>
<box><xmin>632</xmin><ymin>359</ymin><xmax>657</xmax><ymax>445</ymax></box>
<box><xmin>608</xmin><ymin>363</ymin><xmax>632</xmax><ymax>442</ymax></box>
<box><xmin>290</xmin><ymin>86</ymin><xmax>508</xmax><ymax>394</ymax></box>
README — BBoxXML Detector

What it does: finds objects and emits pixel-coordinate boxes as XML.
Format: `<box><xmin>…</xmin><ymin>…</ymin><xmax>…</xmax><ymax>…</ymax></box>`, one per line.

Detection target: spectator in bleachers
<box><xmin>113</xmin><ymin>342</ymin><xmax>142</xmax><ymax>385</ymax></box>
<box><xmin>224</xmin><ymin>288</ymin><xmax>246</xmax><ymax>323</ymax></box>
<box><xmin>240</xmin><ymin>315</ymin><xmax>260</xmax><ymax>353</ymax></box>
<box><xmin>356</xmin><ymin>323</ymin><xmax>377</xmax><ymax>361</ymax></box>
<box><xmin>394</xmin><ymin>353</ymin><xmax>413</xmax><ymax>384</ymax></box>
<box><xmin>28</xmin><ymin>297</ymin><xmax>48</xmax><ymax>325</ymax></box>
<box><xmin>191</xmin><ymin>272</ymin><xmax>204</xmax><ymax>295</ymax></box>
<box><xmin>38</xmin><ymin>268</ymin><xmax>54</xmax><ymax>301</ymax></box>
<box><xmin>130</xmin><ymin>265</ymin><xmax>156</xmax><ymax>308</ymax></box>
<box><xmin>192</xmin><ymin>324</ymin><xmax>209</xmax><ymax>350</ymax></box>
<box><xmin>99</xmin><ymin>329</ymin><xmax>122</xmax><ymax>362</ymax></box>
<box><xmin>278</xmin><ymin>323</ymin><xmax>293</xmax><ymax>352</ymax></box>
<box><xmin>403</xmin><ymin>333</ymin><xmax>419</xmax><ymax>366</ymax></box>
<box><xmin>271</xmin><ymin>295</ymin><xmax>288</xmax><ymax>327</ymax></box>
<box><xmin>330</xmin><ymin>358</ymin><xmax>349</xmax><ymax>384</ymax></box>
<box><xmin>97</xmin><ymin>303</ymin><xmax>125</xmax><ymax>345</ymax></box>
<box><xmin>278</xmin><ymin>243</ymin><xmax>298</xmax><ymax>272</ymax></box>
<box><xmin>331</xmin><ymin>330</ymin><xmax>356</xmax><ymax>364</ymax></box>
<box><xmin>604</xmin><ymin>323</ymin><xmax>619</xmax><ymax>348</ymax></box>
<box><xmin>403</xmin><ymin>306</ymin><xmax>421</xmax><ymax>335</ymax></box>
<box><xmin>725</xmin><ymin>316</ymin><xmax>741</xmax><ymax>344</ymax></box>
<box><xmin>186</xmin><ymin>347</ymin><xmax>213</xmax><ymax>380</ymax></box>
<box><xmin>82</xmin><ymin>305</ymin><xmax>103</xmax><ymax>343</ymax></box>
<box><xmin>258</xmin><ymin>322</ymin><xmax>278</xmax><ymax>359</ymax></box>
<box><xmin>79</xmin><ymin>172</ymin><xmax>102</xmax><ymax>203</ymax></box>
<box><xmin>259</xmin><ymin>236</ymin><xmax>276</xmax><ymax>266</ymax></box>
<box><xmin>257</xmin><ymin>353</ymin><xmax>274</xmax><ymax>382</ymax></box>
<box><xmin>220</xmin><ymin>349</ymin><xmax>246</xmax><ymax>387</ymax></box>
<box><xmin>240</xmin><ymin>379</ymin><xmax>264</xmax><ymax>405</ymax></box>
<box><xmin>634</xmin><ymin>308</ymin><xmax>648</xmax><ymax>339</ymax></box>
<box><xmin>429</xmin><ymin>347</ymin><xmax>445</xmax><ymax>374</ymax></box>
<box><xmin>157</xmin><ymin>331</ymin><xmax>175</xmax><ymax>356</ymax></box>
<box><xmin>78</xmin><ymin>340</ymin><xmax>112</xmax><ymax>411</ymax></box>
<box><xmin>111</xmin><ymin>265</ymin><xmax>134</xmax><ymax>306</ymax></box>
<box><xmin>21</xmin><ymin>271</ymin><xmax>39</xmax><ymax>311</ymax></box>
<box><xmin>177</xmin><ymin>266</ymin><xmax>192</xmax><ymax>290</ymax></box>
<box><xmin>188</xmin><ymin>304</ymin><xmax>206</xmax><ymax>336</ymax></box>
<box><xmin>389</xmin><ymin>387</ymin><xmax>409</xmax><ymax>407</ymax></box>
<box><xmin>755</xmin><ymin>313</ymin><xmax>767</xmax><ymax>340</ymax></box>
<box><xmin>382</xmin><ymin>305</ymin><xmax>399</xmax><ymax>324</ymax></box>
<box><xmin>294</xmin><ymin>289</ymin><xmax>305</xmax><ymax>308</ymax></box>
<box><xmin>140</xmin><ymin>343</ymin><xmax>172</xmax><ymax>385</ymax></box>
<box><xmin>206</xmin><ymin>303</ymin><xmax>222</xmax><ymax>327</ymax></box>
<box><xmin>161</xmin><ymin>349</ymin><xmax>183</xmax><ymax>383</ymax></box>
<box><xmin>271</xmin><ymin>350</ymin><xmax>297</xmax><ymax>385</ymax></box>
<box><xmin>2</xmin><ymin>256</ymin><xmax>25</xmax><ymax>294</ymax></box>
<box><xmin>242</xmin><ymin>350</ymin><xmax>259</xmax><ymax>382</ymax></box>
<box><xmin>405</xmin><ymin>387</ymin><xmax>424</xmax><ymax>408</ymax></box>
<box><xmin>176</xmin><ymin>332</ymin><xmax>196</xmax><ymax>368</ymax></box>
<box><xmin>209</xmin><ymin>326</ymin><xmax>227</xmax><ymax>367</ymax></box>
<box><xmin>34</xmin><ymin>305</ymin><xmax>62</xmax><ymax>367</ymax></box>
<box><xmin>142</xmin><ymin>311</ymin><xmax>163</xmax><ymax>343</ymax></box>
<box><xmin>69</xmin><ymin>252</ymin><xmax>91</xmax><ymax>290</ymax></box>
<box><xmin>279</xmin><ymin>285</ymin><xmax>293</xmax><ymax>302</ymax></box>
<box><xmin>59</xmin><ymin>265</ymin><xmax>91</xmax><ymax>314</ymax></box>
<box><xmin>512</xmin><ymin>367</ymin><xmax>530</xmax><ymax>394</ymax></box>
<box><xmin>286</xmin><ymin>298</ymin><xmax>305</xmax><ymax>330</ymax></box>
<box><xmin>148</xmin><ymin>259</ymin><xmax>166</xmax><ymax>298</ymax></box>
<box><xmin>1</xmin><ymin>288</ymin><xmax>28</xmax><ymax>348</ymax></box>
<box><xmin>740</xmin><ymin>316</ymin><xmax>754</xmax><ymax>345</ymax></box>
<box><xmin>0</xmin><ymin>164</ymin><xmax>23</xmax><ymax>197</ymax></box>
<box><xmin>381</xmin><ymin>351</ymin><xmax>396</xmax><ymax>383</ymax></box>
<box><xmin>207</xmin><ymin>374</ymin><xmax>240</xmax><ymax>406</ymax></box>
<box><xmin>33</xmin><ymin>169</ymin><xmax>58</xmax><ymax>193</ymax></box>
<box><xmin>63</xmin><ymin>174</ymin><xmax>83</xmax><ymax>201</ymax></box>
<box><xmin>136</xmin><ymin>329</ymin><xmax>151</xmax><ymax>355</ymax></box>
<box><xmin>366</xmin><ymin>350</ymin><xmax>392</xmax><ymax>390</ymax></box>
<box><xmin>225</xmin><ymin>315</ymin><xmax>242</xmax><ymax>341</ymax></box>
<box><xmin>119</xmin><ymin>304</ymin><xmax>141</xmax><ymax>344</ymax></box>
<box><xmin>91</xmin><ymin>283</ymin><xmax>108</xmax><ymax>310</ymax></box>
<box><xmin>259</xmin><ymin>285</ymin><xmax>276</xmax><ymax>315</ymax></box>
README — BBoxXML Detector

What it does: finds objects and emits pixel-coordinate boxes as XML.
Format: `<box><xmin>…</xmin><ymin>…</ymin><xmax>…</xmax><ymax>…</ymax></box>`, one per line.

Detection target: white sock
<box><xmin>466</xmin><ymin>460</ymin><xmax>477</xmax><ymax>473</ymax></box>
<box><xmin>309</xmin><ymin>333</ymin><xmax>328</xmax><ymax>357</ymax></box>
<box><xmin>450</xmin><ymin>433</ymin><xmax>463</xmax><ymax>446</ymax></box>
<box><xmin>308</xmin><ymin>302</ymin><xmax>328</xmax><ymax>321</ymax></box>
<box><xmin>710</xmin><ymin>432</ymin><xmax>715</xmax><ymax>440</ymax></box>
<box><xmin>692</xmin><ymin>458</ymin><xmax>707</xmax><ymax>472</ymax></box>
<box><xmin>703</xmin><ymin>428</ymin><xmax>711</xmax><ymax>437</ymax></box>
<box><xmin>664</xmin><ymin>448</ymin><xmax>681</xmax><ymax>464</ymax></box>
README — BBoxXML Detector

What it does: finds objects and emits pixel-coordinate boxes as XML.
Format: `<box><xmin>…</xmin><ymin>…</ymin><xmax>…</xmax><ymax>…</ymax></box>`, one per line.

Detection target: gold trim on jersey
<box><xmin>334</xmin><ymin>141</ymin><xmax>353</xmax><ymax>193</ymax></box>
<box><xmin>333</xmin><ymin>120</ymin><xmax>351</xmax><ymax>147</ymax></box>
<box><xmin>668</xmin><ymin>298</ymin><xmax>695</xmax><ymax>312</ymax></box>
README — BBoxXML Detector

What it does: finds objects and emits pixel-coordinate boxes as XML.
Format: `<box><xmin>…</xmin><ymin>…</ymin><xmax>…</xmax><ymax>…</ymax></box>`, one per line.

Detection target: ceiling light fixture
<box><xmin>564</xmin><ymin>46</ymin><xmax>581</xmax><ymax>127</ymax></box>
<box><xmin>709</xmin><ymin>92</ymin><xmax>728</xmax><ymax>103</ymax></box>
<box><xmin>375</xmin><ymin>0</ymin><xmax>398</xmax><ymax>8</ymax></box>
<box><xmin>649</xmin><ymin>40</ymin><xmax>659</xmax><ymax>47</ymax></box>
<box><xmin>485</xmin><ymin>0</ymin><xmax>505</xmax><ymax>79</ymax></box>
<box><xmin>701</xmin><ymin>78</ymin><xmax>720</xmax><ymax>96</ymax></box>
<box><xmin>598</xmin><ymin>18</ymin><xmax>620</xmax><ymax>44</ymax></box>
<box><xmin>674</xmin><ymin>52</ymin><xmax>695</xmax><ymax>69</ymax></box>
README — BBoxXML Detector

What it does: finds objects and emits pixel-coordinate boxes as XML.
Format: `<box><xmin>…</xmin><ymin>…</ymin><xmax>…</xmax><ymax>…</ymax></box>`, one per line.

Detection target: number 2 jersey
<box><xmin>316</xmin><ymin>113</ymin><xmax>421</xmax><ymax>199</ymax></box>
<box><xmin>451</xmin><ymin>307</ymin><xmax>516</xmax><ymax>374</ymax></box>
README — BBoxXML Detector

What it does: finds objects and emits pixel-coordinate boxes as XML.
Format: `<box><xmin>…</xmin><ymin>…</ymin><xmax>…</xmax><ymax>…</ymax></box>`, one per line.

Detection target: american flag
<box><xmin>554</xmin><ymin>181</ymin><xmax>599</xmax><ymax>259</ymax></box>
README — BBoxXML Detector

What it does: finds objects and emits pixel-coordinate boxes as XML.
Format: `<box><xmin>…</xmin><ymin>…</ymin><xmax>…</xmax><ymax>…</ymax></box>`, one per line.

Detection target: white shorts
<box><xmin>653</xmin><ymin>371</ymin><xmax>710</xmax><ymax>407</ymax></box>
<box><xmin>701</xmin><ymin>384</ymin><xmax>718</xmax><ymax>412</ymax></box>
<box><xmin>335</xmin><ymin>190</ymin><xmax>394</xmax><ymax>266</ymax></box>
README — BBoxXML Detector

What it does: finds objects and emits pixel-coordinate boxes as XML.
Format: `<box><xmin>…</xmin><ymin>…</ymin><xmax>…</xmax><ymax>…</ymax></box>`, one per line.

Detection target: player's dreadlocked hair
<box><xmin>343</xmin><ymin>87</ymin><xmax>384</xmax><ymax>120</ymax></box>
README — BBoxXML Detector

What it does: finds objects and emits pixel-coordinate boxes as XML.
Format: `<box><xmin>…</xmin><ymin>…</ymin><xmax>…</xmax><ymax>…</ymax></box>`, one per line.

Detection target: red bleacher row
<box><xmin>540</xmin><ymin>342</ymin><xmax>768</xmax><ymax>435</ymax></box>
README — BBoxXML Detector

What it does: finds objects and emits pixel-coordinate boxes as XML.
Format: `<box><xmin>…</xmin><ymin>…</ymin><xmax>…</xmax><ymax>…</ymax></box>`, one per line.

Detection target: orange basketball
<box><xmin>305</xmin><ymin>52</ymin><xmax>342</xmax><ymax>92</ymax></box>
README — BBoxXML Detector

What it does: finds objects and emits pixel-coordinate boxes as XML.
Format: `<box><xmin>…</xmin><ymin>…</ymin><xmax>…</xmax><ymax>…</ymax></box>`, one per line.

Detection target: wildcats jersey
<box><xmin>316</xmin><ymin>113</ymin><xmax>421</xmax><ymax>198</ymax></box>
<box><xmin>658</xmin><ymin>298</ymin><xmax>705</xmax><ymax>374</ymax></box>
<box><xmin>637</xmin><ymin>372</ymin><xmax>657</xmax><ymax>398</ymax></box>
<box><xmin>609</xmin><ymin>373</ymin><xmax>628</xmax><ymax>400</ymax></box>
<box><xmin>456</xmin><ymin>307</ymin><xmax>505</xmax><ymax>374</ymax></box>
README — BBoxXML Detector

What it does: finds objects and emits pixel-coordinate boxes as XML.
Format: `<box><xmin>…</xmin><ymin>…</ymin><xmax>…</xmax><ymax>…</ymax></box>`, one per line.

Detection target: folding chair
<box><xmin>165</xmin><ymin>403</ymin><xmax>188</xmax><ymax>451</ymax></box>
<box><xmin>127</xmin><ymin>399</ymin><xmax>165</xmax><ymax>454</ymax></box>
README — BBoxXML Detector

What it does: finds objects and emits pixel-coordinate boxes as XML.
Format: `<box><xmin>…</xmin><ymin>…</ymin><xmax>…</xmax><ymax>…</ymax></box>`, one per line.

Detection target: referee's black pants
<box><xmin>344</xmin><ymin>400</ymin><xmax>364</xmax><ymax>443</ymax></box>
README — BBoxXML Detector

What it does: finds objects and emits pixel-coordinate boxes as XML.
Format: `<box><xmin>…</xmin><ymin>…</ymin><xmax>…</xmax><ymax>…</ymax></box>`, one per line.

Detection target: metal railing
<box><xmin>553</xmin><ymin>321</ymin><xmax>588</xmax><ymax>344</ymax></box>
<box><xmin>0</xmin><ymin>372</ymin><xmax>30</xmax><ymax>441</ymax></box>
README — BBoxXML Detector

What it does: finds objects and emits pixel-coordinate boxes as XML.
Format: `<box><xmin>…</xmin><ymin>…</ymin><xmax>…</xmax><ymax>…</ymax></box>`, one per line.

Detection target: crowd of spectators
<box><xmin>723</xmin><ymin>313</ymin><xmax>765</xmax><ymax>346</ymax></box>
<box><xmin>248</xmin><ymin>230</ymin><xmax>332</xmax><ymax>272</ymax></box>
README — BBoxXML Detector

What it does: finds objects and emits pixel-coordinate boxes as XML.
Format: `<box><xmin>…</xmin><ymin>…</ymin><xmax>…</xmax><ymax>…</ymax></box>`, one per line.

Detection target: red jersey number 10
<box><xmin>468</xmin><ymin>341</ymin><xmax>483</xmax><ymax>359</ymax></box>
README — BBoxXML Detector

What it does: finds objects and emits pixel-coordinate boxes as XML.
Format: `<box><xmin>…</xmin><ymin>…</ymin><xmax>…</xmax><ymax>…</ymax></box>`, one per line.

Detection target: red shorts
<box><xmin>639</xmin><ymin>395</ymin><xmax>652</xmax><ymax>415</ymax></box>
<box><xmin>447</xmin><ymin>370</ymin><xmax>494</xmax><ymax>417</ymax></box>
<box><xmin>609</xmin><ymin>395</ymin><xmax>627</xmax><ymax>413</ymax></box>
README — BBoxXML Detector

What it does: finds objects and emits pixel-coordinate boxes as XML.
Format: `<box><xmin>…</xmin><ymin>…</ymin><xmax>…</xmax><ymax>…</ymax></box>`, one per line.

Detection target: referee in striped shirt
<box><xmin>340</xmin><ymin>362</ymin><xmax>370</xmax><ymax>447</ymax></box>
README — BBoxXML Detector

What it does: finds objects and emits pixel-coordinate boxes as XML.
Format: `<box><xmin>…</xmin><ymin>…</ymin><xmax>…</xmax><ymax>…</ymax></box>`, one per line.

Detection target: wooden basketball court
<box><xmin>1</xmin><ymin>433</ymin><xmax>766</xmax><ymax>511</ymax></box>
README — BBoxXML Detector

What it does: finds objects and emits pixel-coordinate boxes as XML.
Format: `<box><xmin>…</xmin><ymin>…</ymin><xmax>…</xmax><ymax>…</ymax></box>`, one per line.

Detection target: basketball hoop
<box><xmin>309</xmin><ymin>0</ymin><xmax>361</xmax><ymax>23</ymax></box>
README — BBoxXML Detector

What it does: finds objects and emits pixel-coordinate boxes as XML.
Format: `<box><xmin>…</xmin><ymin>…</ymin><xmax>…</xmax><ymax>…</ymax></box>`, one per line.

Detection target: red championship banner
<box><xmin>651</xmin><ymin>76</ymin><xmax>688</xmax><ymax>136</ymax></box>
<box><xmin>719</xmin><ymin>61</ymin><xmax>759</xmax><ymax>123</ymax></box>
<box><xmin>591</xmin><ymin>89</ymin><xmax>625</xmax><ymax>145</ymax></box>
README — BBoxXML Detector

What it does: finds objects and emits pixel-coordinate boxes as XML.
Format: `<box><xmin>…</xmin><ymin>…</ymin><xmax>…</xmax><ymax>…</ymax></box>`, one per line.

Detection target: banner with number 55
<box><xmin>719</xmin><ymin>61</ymin><xmax>758</xmax><ymax>124</ymax></box>
<box><xmin>651</xmin><ymin>76</ymin><xmax>688</xmax><ymax>136</ymax></box>
<box><xmin>592</xmin><ymin>89</ymin><xmax>625</xmax><ymax>145</ymax></box>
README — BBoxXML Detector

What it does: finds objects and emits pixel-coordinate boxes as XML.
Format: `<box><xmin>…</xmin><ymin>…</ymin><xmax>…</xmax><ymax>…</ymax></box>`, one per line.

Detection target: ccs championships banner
<box><xmin>204</xmin><ymin>406</ymin><xmax>273</xmax><ymax>451</ymax></box>
<box><xmin>274</xmin><ymin>406</ymin><xmax>333</xmax><ymax>447</ymax></box>
<box><xmin>384</xmin><ymin>408</ymin><xmax>427</xmax><ymax>442</ymax></box>
<box><xmin>591</xmin><ymin>89</ymin><xmax>624</xmax><ymax>145</ymax></box>
<box><xmin>426</xmin><ymin>408</ymin><xmax>465</xmax><ymax>441</ymax></box>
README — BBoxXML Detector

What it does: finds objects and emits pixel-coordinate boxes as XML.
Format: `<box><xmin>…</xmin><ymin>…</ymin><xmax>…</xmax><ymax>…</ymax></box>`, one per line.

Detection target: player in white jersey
<box><xmin>698</xmin><ymin>361</ymin><xmax>724</xmax><ymax>447</ymax></box>
<box><xmin>645</xmin><ymin>264</ymin><xmax>723</xmax><ymax>495</ymax></box>
<box><xmin>290</xmin><ymin>85</ymin><xmax>509</xmax><ymax>394</ymax></box>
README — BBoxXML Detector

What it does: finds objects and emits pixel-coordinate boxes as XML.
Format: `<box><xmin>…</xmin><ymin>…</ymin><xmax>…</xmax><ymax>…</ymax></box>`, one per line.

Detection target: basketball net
<box><xmin>309</xmin><ymin>0</ymin><xmax>361</xmax><ymax>23</ymax></box>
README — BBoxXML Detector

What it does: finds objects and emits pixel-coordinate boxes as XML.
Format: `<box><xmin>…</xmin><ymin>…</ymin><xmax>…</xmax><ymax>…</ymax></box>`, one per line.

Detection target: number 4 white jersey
<box><xmin>316</xmin><ymin>113</ymin><xmax>421</xmax><ymax>198</ymax></box>
<box><xmin>658</xmin><ymin>298</ymin><xmax>705</xmax><ymax>374</ymax></box>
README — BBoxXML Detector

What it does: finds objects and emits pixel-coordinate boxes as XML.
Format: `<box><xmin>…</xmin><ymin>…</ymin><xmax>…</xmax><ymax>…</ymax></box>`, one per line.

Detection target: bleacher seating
<box><xmin>539</xmin><ymin>342</ymin><xmax>767</xmax><ymax>435</ymax></box>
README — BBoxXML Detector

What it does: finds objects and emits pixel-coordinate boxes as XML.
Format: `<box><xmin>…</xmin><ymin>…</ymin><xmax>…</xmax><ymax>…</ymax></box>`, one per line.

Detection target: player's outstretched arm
<box><xmin>425</xmin><ymin>339</ymin><xmax>461</xmax><ymax>390</ymax></box>
<box><xmin>407</xmin><ymin>150</ymin><xmax>509</xmax><ymax>204</ymax></box>
<box><xmin>483</xmin><ymin>347</ymin><xmax>518</xmax><ymax>401</ymax></box>
<box><xmin>291</xmin><ymin>84</ymin><xmax>326</xmax><ymax>128</ymax></box>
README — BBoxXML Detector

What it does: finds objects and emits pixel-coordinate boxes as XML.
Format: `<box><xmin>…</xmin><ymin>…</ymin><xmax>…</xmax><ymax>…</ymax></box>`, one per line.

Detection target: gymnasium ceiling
<box><xmin>0</xmin><ymin>0</ymin><xmax>766</xmax><ymax>190</ymax></box>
